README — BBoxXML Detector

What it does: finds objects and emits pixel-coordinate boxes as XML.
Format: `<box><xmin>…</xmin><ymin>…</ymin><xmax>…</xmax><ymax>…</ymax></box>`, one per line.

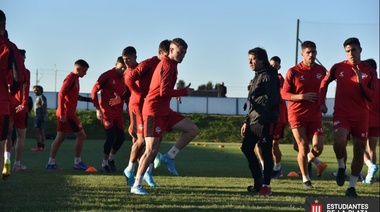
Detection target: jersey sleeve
<box><xmin>280</xmin><ymin>68</ymin><xmax>294</xmax><ymax>101</ymax></box>
<box><xmin>159</xmin><ymin>64</ymin><xmax>187</xmax><ymax>97</ymax></box>
<box><xmin>318</xmin><ymin>65</ymin><xmax>337</xmax><ymax>106</ymax></box>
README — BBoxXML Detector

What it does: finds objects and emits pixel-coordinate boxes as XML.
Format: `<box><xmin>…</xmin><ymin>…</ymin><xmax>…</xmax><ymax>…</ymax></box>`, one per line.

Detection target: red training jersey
<box><xmin>143</xmin><ymin>56</ymin><xmax>188</xmax><ymax>116</ymax></box>
<box><xmin>14</xmin><ymin>68</ymin><xmax>30</xmax><ymax>111</ymax></box>
<box><xmin>125</xmin><ymin>56</ymin><xmax>160</xmax><ymax>109</ymax></box>
<box><xmin>281</xmin><ymin>62</ymin><xmax>327</xmax><ymax>122</ymax></box>
<box><xmin>0</xmin><ymin>36</ymin><xmax>10</xmax><ymax>115</ymax></box>
<box><xmin>56</xmin><ymin>72</ymin><xmax>80</xmax><ymax>117</ymax></box>
<box><xmin>91</xmin><ymin>68</ymin><xmax>126</xmax><ymax>118</ymax></box>
<box><xmin>319</xmin><ymin>60</ymin><xmax>376</xmax><ymax>117</ymax></box>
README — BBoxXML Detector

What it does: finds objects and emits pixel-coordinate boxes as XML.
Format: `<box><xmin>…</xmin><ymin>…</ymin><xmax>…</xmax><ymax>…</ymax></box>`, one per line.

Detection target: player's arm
<box><xmin>159</xmin><ymin>66</ymin><xmax>187</xmax><ymax>97</ymax></box>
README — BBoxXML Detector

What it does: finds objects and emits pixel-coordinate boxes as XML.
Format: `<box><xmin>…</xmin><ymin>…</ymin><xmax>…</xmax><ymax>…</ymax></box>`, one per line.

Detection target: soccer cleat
<box><xmin>336</xmin><ymin>168</ymin><xmax>346</xmax><ymax>186</ymax></box>
<box><xmin>13</xmin><ymin>164</ymin><xmax>27</xmax><ymax>171</ymax></box>
<box><xmin>345</xmin><ymin>187</ymin><xmax>358</xmax><ymax>198</ymax></box>
<box><xmin>46</xmin><ymin>164</ymin><xmax>62</xmax><ymax>170</ymax></box>
<box><xmin>101</xmin><ymin>165</ymin><xmax>112</xmax><ymax>174</ymax></box>
<box><xmin>271</xmin><ymin>168</ymin><xmax>283</xmax><ymax>178</ymax></box>
<box><xmin>363</xmin><ymin>164</ymin><xmax>379</xmax><ymax>184</ymax></box>
<box><xmin>307</xmin><ymin>162</ymin><xmax>312</xmax><ymax>178</ymax></box>
<box><xmin>258</xmin><ymin>185</ymin><xmax>272</xmax><ymax>195</ymax></box>
<box><xmin>160</xmin><ymin>154</ymin><xmax>179</xmax><ymax>176</ymax></box>
<box><xmin>73</xmin><ymin>162</ymin><xmax>89</xmax><ymax>170</ymax></box>
<box><xmin>303</xmin><ymin>180</ymin><xmax>314</xmax><ymax>189</ymax></box>
<box><xmin>130</xmin><ymin>185</ymin><xmax>148</xmax><ymax>195</ymax></box>
<box><xmin>143</xmin><ymin>171</ymin><xmax>157</xmax><ymax>187</ymax></box>
<box><xmin>124</xmin><ymin>169</ymin><xmax>135</xmax><ymax>186</ymax></box>
<box><xmin>108</xmin><ymin>160</ymin><xmax>117</xmax><ymax>172</ymax></box>
<box><xmin>316</xmin><ymin>162</ymin><xmax>327</xmax><ymax>177</ymax></box>
<box><xmin>2</xmin><ymin>158</ymin><xmax>11</xmax><ymax>180</ymax></box>
<box><xmin>154</xmin><ymin>152</ymin><xmax>162</xmax><ymax>169</ymax></box>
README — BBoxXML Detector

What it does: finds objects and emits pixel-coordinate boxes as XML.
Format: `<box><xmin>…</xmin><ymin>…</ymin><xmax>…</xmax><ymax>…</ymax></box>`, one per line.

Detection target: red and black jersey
<box><xmin>14</xmin><ymin>68</ymin><xmax>30</xmax><ymax>111</ymax></box>
<box><xmin>282</xmin><ymin>62</ymin><xmax>326</xmax><ymax>122</ymax></box>
<box><xmin>56</xmin><ymin>72</ymin><xmax>80</xmax><ymax>117</ymax></box>
<box><xmin>125</xmin><ymin>56</ymin><xmax>160</xmax><ymax>108</ymax></box>
<box><xmin>143</xmin><ymin>56</ymin><xmax>188</xmax><ymax>116</ymax></box>
<box><xmin>319</xmin><ymin>60</ymin><xmax>376</xmax><ymax>117</ymax></box>
<box><xmin>91</xmin><ymin>68</ymin><xmax>126</xmax><ymax>118</ymax></box>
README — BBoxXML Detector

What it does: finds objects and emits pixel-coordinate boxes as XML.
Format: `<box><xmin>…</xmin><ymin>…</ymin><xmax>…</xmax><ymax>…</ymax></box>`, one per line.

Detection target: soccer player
<box><xmin>91</xmin><ymin>56</ymin><xmax>128</xmax><ymax>173</ymax></box>
<box><xmin>46</xmin><ymin>59</ymin><xmax>93</xmax><ymax>170</ymax></box>
<box><xmin>319</xmin><ymin>37</ymin><xmax>376</xmax><ymax>197</ymax></box>
<box><xmin>255</xmin><ymin>56</ymin><xmax>288</xmax><ymax>178</ymax></box>
<box><xmin>31</xmin><ymin>85</ymin><xmax>48</xmax><ymax>151</ymax></box>
<box><xmin>281</xmin><ymin>41</ymin><xmax>327</xmax><ymax>189</ymax></box>
<box><xmin>122</xmin><ymin>40</ymin><xmax>171</xmax><ymax>187</ymax></box>
<box><xmin>12</xmin><ymin>49</ymin><xmax>31</xmax><ymax>171</ymax></box>
<box><xmin>130</xmin><ymin>38</ymin><xmax>198</xmax><ymax>195</ymax></box>
<box><xmin>361</xmin><ymin>58</ymin><xmax>379</xmax><ymax>184</ymax></box>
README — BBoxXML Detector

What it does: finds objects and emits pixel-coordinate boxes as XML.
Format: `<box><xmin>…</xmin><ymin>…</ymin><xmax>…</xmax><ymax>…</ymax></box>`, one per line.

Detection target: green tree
<box><xmin>176</xmin><ymin>79</ymin><xmax>185</xmax><ymax>89</ymax></box>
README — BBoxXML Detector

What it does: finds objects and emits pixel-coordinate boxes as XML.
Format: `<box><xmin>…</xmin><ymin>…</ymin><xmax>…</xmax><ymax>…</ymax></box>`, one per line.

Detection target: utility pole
<box><xmin>295</xmin><ymin>19</ymin><xmax>300</xmax><ymax>65</ymax></box>
<box><xmin>36</xmin><ymin>69</ymin><xmax>39</xmax><ymax>85</ymax></box>
<box><xmin>54</xmin><ymin>64</ymin><xmax>57</xmax><ymax>92</ymax></box>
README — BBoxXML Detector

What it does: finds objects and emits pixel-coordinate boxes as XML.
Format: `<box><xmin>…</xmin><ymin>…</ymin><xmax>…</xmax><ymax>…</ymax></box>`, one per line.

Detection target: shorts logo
<box><xmin>317</xmin><ymin>128</ymin><xmax>323</xmax><ymax>132</ymax></box>
<box><xmin>300</xmin><ymin>75</ymin><xmax>305</xmax><ymax>80</ymax></box>
<box><xmin>333</xmin><ymin>121</ymin><xmax>340</xmax><ymax>126</ymax></box>
<box><xmin>138</xmin><ymin>124</ymin><xmax>143</xmax><ymax>130</ymax></box>
<box><xmin>104</xmin><ymin>121</ymin><xmax>110</xmax><ymax>127</ymax></box>
<box><xmin>155</xmin><ymin>127</ymin><xmax>161</xmax><ymax>134</ymax></box>
<box><xmin>361</xmin><ymin>132</ymin><xmax>368</xmax><ymax>138</ymax></box>
<box><xmin>361</xmin><ymin>73</ymin><xmax>368</xmax><ymax>79</ymax></box>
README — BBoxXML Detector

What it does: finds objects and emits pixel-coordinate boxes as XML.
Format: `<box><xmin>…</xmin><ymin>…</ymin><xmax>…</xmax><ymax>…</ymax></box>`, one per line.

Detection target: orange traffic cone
<box><xmin>85</xmin><ymin>167</ymin><xmax>97</xmax><ymax>172</ymax></box>
<box><xmin>287</xmin><ymin>171</ymin><xmax>299</xmax><ymax>177</ymax></box>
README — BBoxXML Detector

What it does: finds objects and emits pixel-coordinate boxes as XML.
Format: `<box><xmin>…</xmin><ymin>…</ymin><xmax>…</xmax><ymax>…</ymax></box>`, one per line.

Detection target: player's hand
<box><xmin>352</xmin><ymin>65</ymin><xmax>362</xmax><ymax>83</ymax></box>
<box><xmin>176</xmin><ymin>97</ymin><xmax>182</xmax><ymax>104</ymax></box>
<box><xmin>60</xmin><ymin>115</ymin><xmax>66</xmax><ymax>123</ymax></box>
<box><xmin>96</xmin><ymin>109</ymin><xmax>103</xmax><ymax>120</ymax></box>
<box><xmin>320</xmin><ymin>104</ymin><xmax>328</xmax><ymax>114</ymax></box>
<box><xmin>240</xmin><ymin>123</ymin><xmax>246</xmax><ymax>137</ymax></box>
<box><xmin>302</xmin><ymin>92</ymin><xmax>318</xmax><ymax>103</ymax></box>
<box><xmin>15</xmin><ymin>105</ymin><xmax>25</xmax><ymax>113</ymax></box>
<box><xmin>109</xmin><ymin>93</ymin><xmax>121</xmax><ymax>106</ymax></box>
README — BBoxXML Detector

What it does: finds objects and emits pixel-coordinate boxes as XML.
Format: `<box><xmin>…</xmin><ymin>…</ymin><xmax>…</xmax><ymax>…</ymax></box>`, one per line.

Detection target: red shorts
<box><xmin>129</xmin><ymin>106</ymin><xmax>143</xmax><ymax>138</ymax></box>
<box><xmin>0</xmin><ymin>115</ymin><xmax>10</xmax><ymax>140</ymax></box>
<box><xmin>273</xmin><ymin>122</ymin><xmax>287</xmax><ymax>140</ymax></box>
<box><xmin>333</xmin><ymin>115</ymin><xmax>368</xmax><ymax>141</ymax></box>
<box><xmin>13</xmin><ymin>111</ymin><xmax>28</xmax><ymax>129</ymax></box>
<box><xmin>368</xmin><ymin>127</ymin><xmax>380</xmax><ymax>137</ymax></box>
<box><xmin>289</xmin><ymin>120</ymin><xmax>324</xmax><ymax>136</ymax></box>
<box><xmin>56</xmin><ymin>115</ymin><xmax>83</xmax><ymax>133</ymax></box>
<box><xmin>144</xmin><ymin>110</ymin><xmax>185</xmax><ymax>138</ymax></box>
<box><xmin>101</xmin><ymin>115</ymin><xmax>124</xmax><ymax>131</ymax></box>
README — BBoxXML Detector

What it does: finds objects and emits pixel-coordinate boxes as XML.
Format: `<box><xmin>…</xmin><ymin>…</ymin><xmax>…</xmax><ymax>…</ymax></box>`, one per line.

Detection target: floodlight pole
<box><xmin>295</xmin><ymin>19</ymin><xmax>300</xmax><ymax>65</ymax></box>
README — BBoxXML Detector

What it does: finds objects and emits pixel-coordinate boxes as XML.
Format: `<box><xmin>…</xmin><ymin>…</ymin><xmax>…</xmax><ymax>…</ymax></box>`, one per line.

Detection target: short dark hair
<box><xmin>75</xmin><ymin>59</ymin><xmax>89</xmax><ymax>68</ymax></box>
<box><xmin>301</xmin><ymin>41</ymin><xmax>316</xmax><ymax>49</ymax></box>
<box><xmin>116</xmin><ymin>56</ymin><xmax>124</xmax><ymax>64</ymax></box>
<box><xmin>19</xmin><ymin>49</ymin><xmax>26</xmax><ymax>57</ymax></box>
<box><xmin>365</xmin><ymin>58</ymin><xmax>377</xmax><ymax>70</ymax></box>
<box><xmin>248</xmin><ymin>47</ymin><xmax>270</xmax><ymax>66</ymax></box>
<box><xmin>33</xmin><ymin>85</ymin><xmax>44</xmax><ymax>93</ymax></box>
<box><xmin>122</xmin><ymin>46</ymin><xmax>137</xmax><ymax>56</ymax></box>
<box><xmin>343</xmin><ymin>37</ymin><xmax>361</xmax><ymax>47</ymax></box>
<box><xmin>270</xmin><ymin>56</ymin><xmax>281</xmax><ymax>64</ymax></box>
<box><xmin>0</xmin><ymin>10</ymin><xmax>6</xmax><ymax>26</ymax></box>
<box><xmin>171</xmin><ymin>38</ymin><xmax>188</xmax><ymax>49</ymax></box>
<box><xmin>159</xmin><ymin>39</ymin><xmax>171</xmax><ymax>54</ymax></box>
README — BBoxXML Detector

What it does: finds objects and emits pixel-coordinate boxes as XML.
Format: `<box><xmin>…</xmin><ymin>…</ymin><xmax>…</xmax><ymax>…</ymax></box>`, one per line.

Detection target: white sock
<box><xmin>146</xmin><ymin>163</ymin><xmax>154</xmax><ymax>173</ymax></box>
<box><xmin>48</xmin><ymin>157</ymin><xmax>55</xmax><ymax>165</ymax></box>
<box><xmin>126</xmin><ymin>162</ymin><xmax>136</xmax><ymax>172</ymax></box>
<box><xmin>302</xmin><ymin>175</ymin><xmax>311</xmax><ymax>183</ymax></box>
<box><xmin>273</xmin><ymin>163</ymin><xmax>281</xmax><ymax>171</ymax></box>
<box><xmin>167</xmin><ymin>146</ymin><xmax>180</xmax><ymax>159</ymax></box>
<box><xmin>365</xmin><ymin>160</ymin><xmax>374</xmax><ymax>168</ymax></box>
<box><xmin>313</xmin><ymin>158</ymin><xmax>322</xmax><ymax>166</ymax></box>
<box><xmin>109</xmin><ymin>153</ymin><xmax>115</xmax><ymax>161</ymax></box>
<box><xmin>260</xmin><ymin>160</ymin><xmax>264</xmax><ymax>170</ymax></box>
<box><xmin>337</xmin><ymin>158</ymin><xmax>345</xmax><ymax>169</ymax></box>
<box><xmin>348</xmin><ymin>175</ymin><xmax>358</xmax><ymax>188</ymax></box>
<box><xmin>133</xmin><ymin>175</ymin><xmax>143</xmax><ymax>187</ymax></box>
<box><xmin>102</xmin><ymin>159</ymin><xmax>108</xmax><ymax>167</ymax></box>
<box><xmin>74</xmin><ymin>157</ymin><xmax>81</xmax><ymax>164</ymax></box>
<box><xmin>4</xmin><ymin>152</ymin><xmax>11</xmax><ymax>159</ymax></box>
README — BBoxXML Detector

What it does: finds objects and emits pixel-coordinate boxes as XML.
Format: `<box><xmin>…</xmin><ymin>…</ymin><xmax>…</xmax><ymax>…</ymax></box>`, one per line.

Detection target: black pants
<box><xmin>241</xmin><ymin>122</ymin><xmax>276</xmax><ymax>185</ymax></box>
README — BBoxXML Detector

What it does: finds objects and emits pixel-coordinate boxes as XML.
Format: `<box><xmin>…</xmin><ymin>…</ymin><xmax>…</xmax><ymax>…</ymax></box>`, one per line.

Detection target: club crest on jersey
<box><xmin>316</xmin><ymin>73</ymin><xmax>323</xmax><ymax>80</ymax></box>
<box><xmin>300</xmin><ymin>75</ymin><xmax>305</xmax><ymax>80</ymax></box>
<box><xmin>361</xmin><ymin>73</ymin><xmax>368</xmax><ymax>79</ymax></box>
<box><xmin>155</xmin><ymin>127</ymin><xmax>162</xmax><ymax>133</ymax></box>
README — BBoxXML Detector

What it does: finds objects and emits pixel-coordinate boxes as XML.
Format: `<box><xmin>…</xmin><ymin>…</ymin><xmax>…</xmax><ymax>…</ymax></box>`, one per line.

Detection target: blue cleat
<box><xmin>124</xmin><ymin>168</ymin><xmax>135</xmax><ymax>186</ymax></box>
<box><xmin>73</xmin><ymin>162</ymin><xmax>89</xmax><ymax>170</ymax></box>
<box><xmin>154</xmin><ymin>152</ymin><xmax>162</xmax><ymax>169</ymax></box>
<box><xmin>143</xmin><ymin>171</ymin><xmax>157</xmax><ymax>187</ymax></box>
<box><xmin>130</xmin><ymin>185</ymin><xmax>148</xmax><ymax>195</ymax></box>
<box><xmin>271</xmin><ymin>168</ymin><xmax>283</xmax><ymax>178</ymax></box>
<box><xmin>46</xmin><ymin>164</ymin><xmax>62</xmax><ymax>170</ymax></box>
<box><xmin>160</xmin><ymin>154</ymin><xmax>179</xmax><ymax>176</ymax></box>
<box><xmin>363</xmin><ymin>164</ymin><xmax>379</xmax><ymax>184</ymax></box>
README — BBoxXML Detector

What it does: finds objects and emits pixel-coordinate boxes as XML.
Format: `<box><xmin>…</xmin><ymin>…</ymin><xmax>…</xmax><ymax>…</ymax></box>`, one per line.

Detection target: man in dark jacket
<box><xmin>240</xmin><ymin>47</ymin><xmax>280</xmax><ymax>196</ymax></box>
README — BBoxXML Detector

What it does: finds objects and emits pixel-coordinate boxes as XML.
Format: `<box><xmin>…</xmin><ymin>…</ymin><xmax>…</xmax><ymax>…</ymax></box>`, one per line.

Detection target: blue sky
<box><xmin>2</xmin><ymin>0</ymin><xmax>379</xmax><ymax>98</ymax></box>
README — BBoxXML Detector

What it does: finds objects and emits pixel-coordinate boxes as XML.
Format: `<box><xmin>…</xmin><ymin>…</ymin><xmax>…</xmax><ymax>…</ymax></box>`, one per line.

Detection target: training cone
<box><xmin>287</xmin><ymin>171</ymin><xmax>299</xmax><ymax>177</ymax></box>
<box><xmin>85</xmin><ymin>167</ymin><xmax>97</xmax><ymax>172</ymax></box>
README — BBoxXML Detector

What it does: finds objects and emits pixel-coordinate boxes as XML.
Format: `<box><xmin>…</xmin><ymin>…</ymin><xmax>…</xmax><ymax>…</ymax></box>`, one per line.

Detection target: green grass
<box><xmin>1</xmin><ymin>139</ymin><xmax>379</xmax><ymax>211</ymax></box>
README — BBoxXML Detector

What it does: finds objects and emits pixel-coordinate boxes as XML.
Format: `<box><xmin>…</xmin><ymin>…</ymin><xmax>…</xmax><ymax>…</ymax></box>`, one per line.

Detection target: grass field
<box><xmin>0</xmin><ymin>139</ymin><xmax>379</xmax><ymax>211</ymax></box>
